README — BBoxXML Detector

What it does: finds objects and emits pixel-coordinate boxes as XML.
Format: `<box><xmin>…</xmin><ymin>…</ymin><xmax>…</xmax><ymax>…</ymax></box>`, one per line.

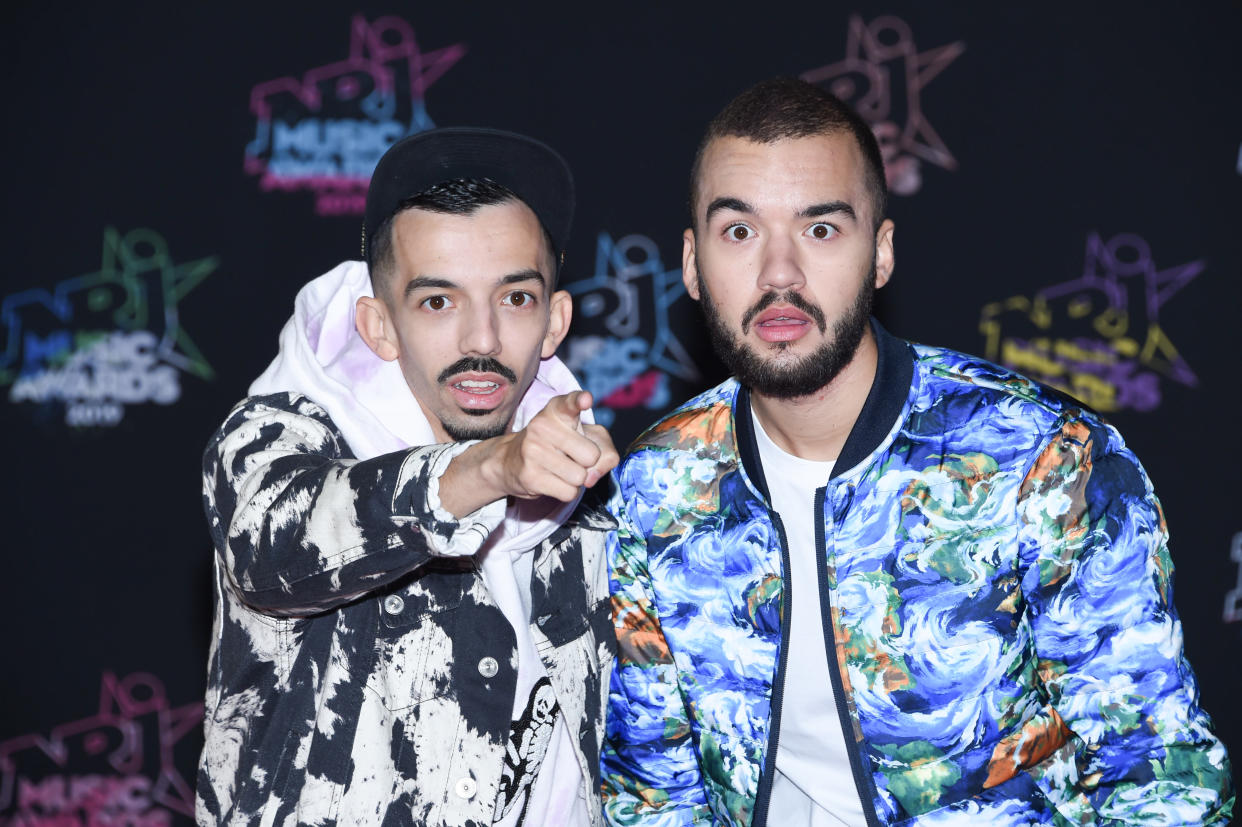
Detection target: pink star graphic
<box><xmin>0</xmin><ymin>672</ymin><xmax>204</xmax><ymax>818</ymax></box>
<box><xmin>247</xmin><ymin>15</ymin><xmax>465</xmax><ymax>126</ymax></box>
<box><xmin>803</xmin><ymin>16</ymin><xmax>964</xmax><ymax>193</ymax></box>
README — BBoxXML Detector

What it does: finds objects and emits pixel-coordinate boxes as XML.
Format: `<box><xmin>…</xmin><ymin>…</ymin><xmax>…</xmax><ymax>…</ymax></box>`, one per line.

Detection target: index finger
<box><xmin>547</xmin><ymin>390</ymin><xmax>592</xmax><ymax>422</ymax></box>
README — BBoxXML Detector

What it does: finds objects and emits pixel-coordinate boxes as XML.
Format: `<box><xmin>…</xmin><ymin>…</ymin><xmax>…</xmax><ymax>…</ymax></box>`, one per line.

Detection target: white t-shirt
<box><xmin>752</xmin><ymin>410</ymin><xmax>866</xmax><ymax>826</ymax></box>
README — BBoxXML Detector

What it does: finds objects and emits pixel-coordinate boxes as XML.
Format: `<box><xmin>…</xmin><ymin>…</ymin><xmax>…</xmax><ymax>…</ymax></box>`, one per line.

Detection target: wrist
<box><xmin>470</xmin><ymin>435</ymin><xmax>511</xmax><ymax>501</ymax></box>
<box><xmin>439</xmin><ymin>438</ymin><xmax>508</xmax><ymax>518</ymax></box>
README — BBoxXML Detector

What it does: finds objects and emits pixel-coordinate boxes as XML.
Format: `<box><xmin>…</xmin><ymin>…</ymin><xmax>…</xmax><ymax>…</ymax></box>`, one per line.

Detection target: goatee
<box><xmin>438</xmin><ymin>356</ymin><xmax>519</xmax><ymax>441</ymax></box>
<box><xmin>441</xmin><ymin>418</ymin><xmax>510</xmax><ymax>441</ymax></box>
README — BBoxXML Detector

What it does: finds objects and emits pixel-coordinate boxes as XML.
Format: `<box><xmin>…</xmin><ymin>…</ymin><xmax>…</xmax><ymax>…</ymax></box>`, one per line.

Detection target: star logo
<box><xmin>1</xmin><ymin>227</ymin><xmax>218</xmax><ymax>427</ymax></box>
<box><xmin>979</xmin><ymin>232</ymin><xmax>1202</xmax><ymax>412</ymax></box>
<box><xmin>0</xmin><ymin>672</ymin><xmax>204</xmax><ymax>820</ymax></box>
<box><xmin>803</xmin><ymin>15</ymin><xmax>964</xmax><ymax>195</ymax></box>
<box><xmin>2</xmin><ymin>227</ymin><xmax>217</xmax><ymax>384</ymax></box>
<box><xmin>244</xmin><ymin>15</ymin><xmax>466</xmax><ymax>216</ymax></box>
<box><xmin>1037</xmin><ymin>232</ymin><xmax>1201</xmax><ymax>385</ymax></box>
<box><xmin>563</xmin><ymin>232</ymin><xmax>699</xmax><ymax>424</ymax></box>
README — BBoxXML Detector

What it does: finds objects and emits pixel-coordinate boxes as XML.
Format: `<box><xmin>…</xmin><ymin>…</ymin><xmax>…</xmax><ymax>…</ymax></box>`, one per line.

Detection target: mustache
<box><xmin>437</xmin><ymin>357</ymin><xmax>518</xmax><ymax>385</ymax></box>
<box><xmin>740</xmin><ymin>291</ymin><xmax>827</xmax><ymax>334</ymax></box>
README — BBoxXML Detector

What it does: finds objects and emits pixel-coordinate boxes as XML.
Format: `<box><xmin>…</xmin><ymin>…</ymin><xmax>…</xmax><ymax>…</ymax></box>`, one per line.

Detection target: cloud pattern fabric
<box><xmin>602</xmin><ymin>339</ymin><xmax>1233</xmax><ymax>826</ymax></box>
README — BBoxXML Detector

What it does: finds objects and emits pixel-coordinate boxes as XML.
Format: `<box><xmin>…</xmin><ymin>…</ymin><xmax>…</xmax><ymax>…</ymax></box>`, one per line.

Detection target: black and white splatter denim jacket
<box><xmin>196</xmin><ymin>392</ymin><xmax>616</xmax><ymax>826</ymax></box>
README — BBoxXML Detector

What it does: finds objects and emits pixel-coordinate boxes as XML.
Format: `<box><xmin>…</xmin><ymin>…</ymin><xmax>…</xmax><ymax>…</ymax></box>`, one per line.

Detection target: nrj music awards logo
<box><xmin>803</xmin><ymin>15</ymin><xmax>964</xmax><ymax>196</ymax></box>
<box><xmin>244</xmin><ymin>15</ymin><xmax>465</xmax><ymax>217</ymax></box>
<box><xmin>563</xmin><ymin>233</ymin><xmax>699</xmax><ymax>429</ymax></box>
<box><xmin>1</xmin><ymin>228</ymin><xmax>218</xmax><ymax>428</ymax></box>
<box><xmin>0</xmin><ymin>672</ymin><xmax>202</xmax><ymax>826</ymax></box>
<box><xmin>979</xmin><ymin>232</ymin><xmax>1201</xmax><ymax>413</ymax></box>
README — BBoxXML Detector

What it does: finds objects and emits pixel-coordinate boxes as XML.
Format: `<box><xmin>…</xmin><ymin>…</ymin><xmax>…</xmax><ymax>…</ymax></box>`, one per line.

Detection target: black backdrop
<box><xmin>4</xmin><ymin>4</ymin><xmax>1239</xmax><ymax>823</ymax></box>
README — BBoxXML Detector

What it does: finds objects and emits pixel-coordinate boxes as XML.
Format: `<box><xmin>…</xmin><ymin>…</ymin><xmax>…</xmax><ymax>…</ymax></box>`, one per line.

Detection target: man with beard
<box><xmin>601</xmin><ymin>78</ymin><xmax>1232</xmax><ymax>826</ymax></box>
<box><xmin>198</xmin><ymin>128</ymin><xmax>618</xmax><ymax>826</ymax></box>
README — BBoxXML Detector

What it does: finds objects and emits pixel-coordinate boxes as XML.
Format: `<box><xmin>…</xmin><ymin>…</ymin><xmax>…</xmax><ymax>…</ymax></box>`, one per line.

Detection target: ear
<box><xmin>355</xmin><ymin>296</ymin><xmax>400</xmax><ymax>362</ymax></box>
<box><xmin>873</xmin><ymin>219</ymin><xmax>895</xmax><ymax>290</ymax></box>
<box><xmin>542</xmin><ymin>289</ymin><xmax>573</xmax><ymax>358</ymax></box>
<box><xmin>682</xmin><ymin>228</ymin><xmax>700</xmax><ymax>300</ymax></box>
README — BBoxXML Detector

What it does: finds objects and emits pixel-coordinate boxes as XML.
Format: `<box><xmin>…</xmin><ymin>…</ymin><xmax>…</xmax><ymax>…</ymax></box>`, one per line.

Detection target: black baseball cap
<box><xmin>362</xmin><ymin>126</ymin><xmax>574</xmax><ymax>260</ymax></box>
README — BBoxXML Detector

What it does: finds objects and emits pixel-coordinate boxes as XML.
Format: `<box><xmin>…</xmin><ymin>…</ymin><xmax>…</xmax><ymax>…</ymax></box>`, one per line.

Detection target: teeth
<box><xmin>456</xmin><ymin>380</ymin><xmax>499</xmax><ymax>393</ymax></box>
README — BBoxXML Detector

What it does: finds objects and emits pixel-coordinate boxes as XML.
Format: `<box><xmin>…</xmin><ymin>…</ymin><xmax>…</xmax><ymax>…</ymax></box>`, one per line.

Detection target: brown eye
<box><xmin>503</xmin><ymin>291</ymin><xmax>534</xmax><ymax>307</ymax></box>
<box><xmin>808</xmin><ymin>223</ymin><xmax>836</xmax><ymax>240</ymax></box>
<box><xmin>421</xmin><ymin>295</ymin><xmax>449</xmax><ymax>311</ymax></box>
<box><xmin>729</xmin><ymin>225</ymin><xmax>751</xmax><ymax>241</ymax></box>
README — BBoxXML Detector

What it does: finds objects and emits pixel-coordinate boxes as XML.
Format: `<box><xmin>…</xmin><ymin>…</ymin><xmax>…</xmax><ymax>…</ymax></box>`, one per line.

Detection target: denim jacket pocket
<box><xmin>368</xmin><ymin>556</ymin><xmax>477</xmax><ymax>712</ymax></box>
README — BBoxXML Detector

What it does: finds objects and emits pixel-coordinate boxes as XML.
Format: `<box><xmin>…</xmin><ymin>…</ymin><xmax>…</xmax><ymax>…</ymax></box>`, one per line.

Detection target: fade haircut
<box><xmin>366</xmin><ymin>177</ymin><xmax>558</xmax><ymax>299</ymax></box>
<box><xmin>689</xmin><ymin>77</ymin><xmax>888</xmax><ymax>234</ymax></box>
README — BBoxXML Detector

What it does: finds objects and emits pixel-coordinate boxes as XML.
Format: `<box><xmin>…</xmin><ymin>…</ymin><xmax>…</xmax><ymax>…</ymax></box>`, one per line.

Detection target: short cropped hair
<box><xmin>366</xmin><ymin>177</ymin><xmax>557</xmax><ymax>298</ymax></box>
<box><xmin>689</xmin><ymin>77</ymin><xmax>888</xmax><ymax>233</ymax></box>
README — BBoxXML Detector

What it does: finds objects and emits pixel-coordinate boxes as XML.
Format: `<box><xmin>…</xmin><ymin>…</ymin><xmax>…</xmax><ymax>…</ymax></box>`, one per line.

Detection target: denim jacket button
<box><xmin>478</xmin><ymin>656</ymin><xmax>499</xmax><ymax>678</ymax></box>
<box><xmin>383</xmin><ymin>594</ymin><xmax>404</xmax><ymax>615</ymax></box>
<box><xmin>454</xmin><ymin>776</ymin><xmax>477</xmax><ymax>799</ymax></box>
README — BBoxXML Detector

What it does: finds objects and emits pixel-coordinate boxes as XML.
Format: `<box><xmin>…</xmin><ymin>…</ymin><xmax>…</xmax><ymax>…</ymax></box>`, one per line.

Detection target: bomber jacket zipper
<box><xmin>752</xmin><ymin>486</ymin><xmax>881</xmax><ymax>826</ymax></box>
<box><xmin>750</xmin><ymin>510</ymin><xmax>794</xmax><ymax>825</ymax></box>
<box><xmin>815</xmin><ymin>484</ymin><xmax>882</xmax><ymax>827</ymax></box>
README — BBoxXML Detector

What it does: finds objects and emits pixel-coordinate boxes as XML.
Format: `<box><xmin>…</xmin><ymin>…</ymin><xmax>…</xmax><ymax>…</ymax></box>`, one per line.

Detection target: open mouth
<box><xmin>446</xmin><ymin>373</ymin><xmax>509</xmax><ymax>411</ymax></box>
<box><xmin>753</xmin><ymin>306</ymin><xmax>812</xmax><ymax>343</ymax></box>
<box><xmin>437</xmin><ymin>358</ymin><xmax>518</xmax><ymax>412</ymax></box>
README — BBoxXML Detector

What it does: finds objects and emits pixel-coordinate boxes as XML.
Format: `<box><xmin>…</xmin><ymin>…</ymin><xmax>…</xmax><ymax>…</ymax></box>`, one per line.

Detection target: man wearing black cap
<box><xmin>197</xmin><ymin>128</ymin><xmax>618</xmax><ymax>826</ymax></box>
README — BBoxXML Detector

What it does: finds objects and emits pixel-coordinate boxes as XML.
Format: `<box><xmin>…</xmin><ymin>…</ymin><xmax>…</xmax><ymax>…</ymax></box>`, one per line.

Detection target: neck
<box><xmin>749</xmin><ymin>329</ymin><xmax>878</xmax><ymax>462</ymax></box>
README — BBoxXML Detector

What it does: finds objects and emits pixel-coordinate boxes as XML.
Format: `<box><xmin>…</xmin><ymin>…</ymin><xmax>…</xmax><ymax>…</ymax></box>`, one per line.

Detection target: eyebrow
<box><xmin>402</xmin><ymin>269</ymin><xmax>546</xmax><ymax>300</ymax></box>
<box><xmin>704</xmin><ymin>197</ymin><xmax>755</xmax><ymax>223</ymax></box>
<box><xmin>498</xmin><ymin>269</ymin><xmax>546</xmax><ymax>288</ymax></box>
<box><xmin>798</xmin><ymin>201</ymin><xmax>856</xmax><ymax>221</ymax></box>
<box><xmin>704</xmin><ymin>197</ymin><xmax>858</xmax><ymax>224</ymax></box>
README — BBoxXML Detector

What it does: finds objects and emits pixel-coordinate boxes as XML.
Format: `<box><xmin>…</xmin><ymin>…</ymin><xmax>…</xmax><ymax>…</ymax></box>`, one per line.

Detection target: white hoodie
<box><xmin>250</xmin><ymin>259</ymin><xmax>591</xmax><ymax>825</ymax></box>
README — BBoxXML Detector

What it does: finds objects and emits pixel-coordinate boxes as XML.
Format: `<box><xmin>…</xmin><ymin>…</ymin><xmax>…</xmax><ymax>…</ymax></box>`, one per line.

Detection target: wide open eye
<box><xmin>725</xmin><ymin>224</ymin><xmax>753</xmax><ymax>242</ymax></box>
<box><xmin>807</xmin><ymin>223</ymin><xmax>838</xmax><ymax>240</ymax></box>
<box><xmin>502</xmin><ymin>291</ymin><xmax>536</xmax><ymax>308</ymax></box>
<box><xmin>420</xmin><ymin>295</ymin><xmax>453</xmax><ymax>311</ymax></box>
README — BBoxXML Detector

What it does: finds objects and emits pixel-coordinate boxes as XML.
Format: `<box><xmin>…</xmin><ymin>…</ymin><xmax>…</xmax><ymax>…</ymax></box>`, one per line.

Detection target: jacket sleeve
<box><xmin>1017</xmin><ymin>413</ymin><xmax>1234</xmax><ymax>823</ymax></box>
<box><xmin>601</xmin><ymin>479</ymin><xmax>713</xmax><ymax>826</ymax></box>
<box><xmin>202</xmin><ymin>392</ymin><xmax>503</xmax><ymax>617</ymax></box>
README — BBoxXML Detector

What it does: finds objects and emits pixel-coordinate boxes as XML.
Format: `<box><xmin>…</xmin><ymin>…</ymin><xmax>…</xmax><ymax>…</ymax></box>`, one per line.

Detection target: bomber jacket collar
<box><xmin>736</xmin><ymin>318</ymin><xmax>915</xmax><ymax>501</ymax></box>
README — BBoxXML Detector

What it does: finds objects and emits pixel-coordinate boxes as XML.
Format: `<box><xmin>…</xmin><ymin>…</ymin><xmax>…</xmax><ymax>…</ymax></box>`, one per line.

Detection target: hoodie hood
<box><xmin>249</xmin><ymin>259</ymin><xmax>589</xmax><ymax>548</ymax></box>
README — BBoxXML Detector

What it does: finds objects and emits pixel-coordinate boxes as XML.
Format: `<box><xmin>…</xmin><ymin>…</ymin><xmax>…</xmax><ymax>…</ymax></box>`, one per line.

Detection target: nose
<box><xmin>459</xmin><ymin>303</ymin><xmax>501</xmax><ymax>356</ymax></box>
<box><xmin>755</xmin><ymin>233</ymin><xmax>806</xmax><ymax>292</ymax></box>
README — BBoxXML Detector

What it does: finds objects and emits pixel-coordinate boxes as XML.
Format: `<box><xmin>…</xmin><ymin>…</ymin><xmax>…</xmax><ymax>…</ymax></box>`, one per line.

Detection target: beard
<box><xmin>697</xmin><ymin>262</ymin><xmax>875</xmax><ymax>400</ymax></box>
<box><xmin>437</xmin><ymin>357</ymin><xmax>519</xmax><ymax>441</ymax></box>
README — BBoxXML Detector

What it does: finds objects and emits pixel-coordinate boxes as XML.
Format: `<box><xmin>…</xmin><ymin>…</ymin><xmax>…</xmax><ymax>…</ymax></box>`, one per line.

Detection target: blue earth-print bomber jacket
<box><xmin>198</xmin><ymin>392</ymin><xmax>616</xmax><ymax>826</ymax></box>
<box><xmin>602</xmin><ymin>323</ymin><xmax>1233</xmax><ymax>826</ymax></box>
